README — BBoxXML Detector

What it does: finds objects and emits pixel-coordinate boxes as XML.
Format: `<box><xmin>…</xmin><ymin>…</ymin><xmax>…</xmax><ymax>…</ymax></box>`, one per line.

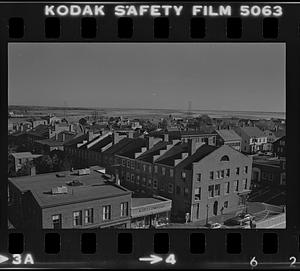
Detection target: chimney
<box><xmin>128</xmin><ymin>130</ymin><xmax>134</xmax><ymax>138</ymax></box>
<box><xmin>115</xmin><ymin>172</ymin><xmax>120</xmax><ymax>185</ymax></box>
<box><xmin>147</xmin><ymin>137</ymin><xmax>155</xmax><ymax>150</ymax></box>
<box><xmin>188</xmin><ymin>138</ymin><xmax>203</xmax><ymax>156</ymax></box>
<box><xmin>30</xmin><ymin>166</ymin><xmax>36</xmax><ymax>176</ymax></box>
<box><xmin>113</xmin><ymin>132</ymin><xmax>121</xmax><ymax>145</ymax></box>
<box><xmin>163</xmin><ymin>133</ymin><xmax>169</xmax><ymax>142</ymax></box>
<box><xmin>69</xmin><ymin>124</ymin><xmax>74</xmax><ymax>132</ymax></box>
<box><xmin>88</xmin><ymin>130</ymin><xmax>94</xmax><ymax>141</ymax></box>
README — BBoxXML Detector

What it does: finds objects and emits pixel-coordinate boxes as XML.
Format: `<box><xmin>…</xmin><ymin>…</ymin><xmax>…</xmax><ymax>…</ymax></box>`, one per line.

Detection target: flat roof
<box><xmin>9</xmin><ymin>166</ymin><xmax>131</xmax><ymax>208</ymax></box>
<box><xmin>215</xmin><ymin>129</ymin><xmax>241</xmax><ymax>142</ymax></box>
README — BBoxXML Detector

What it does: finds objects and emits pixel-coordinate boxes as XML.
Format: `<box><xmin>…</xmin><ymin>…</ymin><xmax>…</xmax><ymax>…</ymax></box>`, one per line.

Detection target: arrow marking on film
<box><xmin>0</xmin><ymin>255</ymin><xmax>9</xmax><ymax>264</ymax></box>
<box><xmin>139</xmin><ymin>254</ymin><xmax>162</xmax><ymax>264</ymax></box>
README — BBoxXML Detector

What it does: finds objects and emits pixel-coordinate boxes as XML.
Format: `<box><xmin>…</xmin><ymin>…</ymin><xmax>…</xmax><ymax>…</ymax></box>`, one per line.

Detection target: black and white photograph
<box><xmin>7</xmin><ymin>43</ymin><xmax>286</xmax><ymax>230</ymax></box>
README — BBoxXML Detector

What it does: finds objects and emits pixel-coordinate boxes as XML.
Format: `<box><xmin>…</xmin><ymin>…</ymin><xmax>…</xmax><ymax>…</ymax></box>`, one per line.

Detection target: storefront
<box><xmin>131</xmin><ymin>196</ymin><xmax>172</xmax><ymax>229</ymax></box>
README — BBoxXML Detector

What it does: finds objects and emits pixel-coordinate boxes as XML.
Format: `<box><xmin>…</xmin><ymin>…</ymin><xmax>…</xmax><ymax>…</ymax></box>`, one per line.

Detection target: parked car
<box><xmin>238</xmin><ymin>213</ymin><xmax>254</xmax><ymax>223</ymax></box>
<box><xmin>205</xmin><ymin>222</ymin><xmax>222</xmax><ymax>229</ymax></box>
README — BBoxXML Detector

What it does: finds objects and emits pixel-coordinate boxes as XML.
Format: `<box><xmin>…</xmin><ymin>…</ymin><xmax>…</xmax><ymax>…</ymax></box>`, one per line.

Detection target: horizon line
<box><xmin>8</xmin><ymin>104</ymin><xmax>286</xmax><ymax>115</ymax></box>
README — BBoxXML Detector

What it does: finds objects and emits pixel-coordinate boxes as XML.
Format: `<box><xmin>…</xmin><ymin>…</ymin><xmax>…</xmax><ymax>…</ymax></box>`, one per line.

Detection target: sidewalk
<box><xmin>163</xmin><ymin>202</ymin><xmax>284</xmax><ymax>229</ymax></box>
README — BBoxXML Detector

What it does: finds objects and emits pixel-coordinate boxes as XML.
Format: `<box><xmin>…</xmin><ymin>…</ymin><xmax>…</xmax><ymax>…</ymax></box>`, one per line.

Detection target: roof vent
<box><xmin>51</xmin><ymin>186</ymin><xmax>68</xmax><ymax>194</ymax></box>
<box><xmin>78</xmin><ymin>168</ymin><xmax>91</xmax><ymax>175</ymax></box>
<box><xmin>66</xmin><ymin>180</ymin><xmax>83</xmax><ymax>186</ymax></box>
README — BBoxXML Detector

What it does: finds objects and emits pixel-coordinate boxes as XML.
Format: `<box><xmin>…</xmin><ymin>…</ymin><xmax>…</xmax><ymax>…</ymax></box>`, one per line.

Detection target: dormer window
<box><xmin>220</xmin><ymin>155</ymin><xmax>229</xmax><ymax>161</ymax></box>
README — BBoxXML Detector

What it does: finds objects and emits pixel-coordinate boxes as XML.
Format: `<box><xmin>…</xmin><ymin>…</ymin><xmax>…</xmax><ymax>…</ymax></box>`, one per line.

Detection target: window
<box><xmin>131</xmin><ymin>174</ymin><xmax>135</xmax><ymax>183</ymax></box>
<box><xmin>153</xmin><ymin>179</ymin><xmax>158</xmax><ymax>189</ymax></box>
<box><xmin>210</xmin><ymin>171</ymin><xmax>214</xmax><ymax>180</ymax></box>
<box><xmin>216</xmin><ymin>171</ymin><xmax>221</xmax><ymax>179</ymax></box>
<box><xmin>234</xmin><ymin>180</ymin><xmax>239</xmax><ymax>192</ymax></box>
<box><xmin>126</xmin><ymin>172</ymin><xmax>130</xmax><ymax>181</ymax></box>
<box><xmin>220</xmin><ymin>155</ymin><xmax>230</xmax><ymax>161</ymax></box>
<box><xmin>162</xmin><ymin>167</ymin><xmax>166</xmax><ymax>175</ymax></box>
<box><xmin>120</xmin><ymin>202</ymin><xmax>128</xmax><ymax>217</ymax></box>
<box><xmin>236</xmin><ymin>167</ymin><xmax>240</xmax><ymax>175</ymax></box>
<box><xmin>194</xmin><ymin>187</ymin><xmax>201</xmax><ymax>200</ymax></box>
<box><xmin>142</xmin><ymin>177</ymin><xmax>146</xmax><ymax>186</ymax></box>
<box><xmin>168</xmin><ymin>183</ymin><xmax>174</xmax><ymax>193</ymax></box>
<box><xmin>224</xmin><ymin>201</ymin><xmax>228</xmax><ymax>208</ymax></box>
<box><xmin>184</xmin><ymin>187</ymin><xmax>189</xmax><ymax>197</ymax></box>
<box><xmin>262</xmin><ymin>172</ymin><xmax>268</xmax><ymax>179</ymax></box>
<box><xmin>143</xmin><ymin>164</ymin><xmax>146</xmax><ymax>172</ymax></box>
<box><xmin>84</xmin><ymin>208</ymin><xmax>93</xmax><ymax>224</ymax></box>
<box><xmin>131</xmin><ymin>160</ymin><xmax>135</xmax><ymax>169</ymax></box>
<box><xmin>182</xmin><ymin>172</ymin><xmax>186</xmax><ymax>179</ymax></box>
<box><xmin>127</xmin><ymin>160</ymin><xmax>130</xmax><ymax>168</ymax></box>
<box><xmin>149</xmin><ymin>166</ymin><xmax>152</xmax><ymax>173</ymax></box>
<box><xmin>176</xmin><ymin>186</ymin><xmax>181</xmax><ymax>195</ymax></box>
<box><xmin>225</xmin><ymin>182</ymin><xmax>230</xmax><ymax>194</ymax></box>
<box><xmin>215</xmin><ymin>184</ymin><xmax>220</xmax><ymax>196</ymax></box>
<box><xmin>122</xmin><ymin>159</ymin><xmax>125</xmax><ymax>166</ymax></box>
<box><xmin>244</xmin><ymin>166</ymin><xmax>248</xmax><ymax>174</ymax></box>
<box><xmin>226</xmin><ymin>169</ymin><xmax>230</xmax><ymax>177</ymax></box>
<box><xmin>136</xmin><ymin>175</ymin><xmax>140</xmax><ymax>184</ymax></box>
<box><xmin>221</xmin><ymin>170</ymin><xmax>225</xmax><ymax>178</ymax></box>
<box><xmin>52</xmin><ymin>214</ymin><xmax>62</xmax><ymax>229</ymax></box>
<box><xmin>148</xmin><ymin>179</ymin><xmax>152</xmax><ymax>187</ymax></box>
<box><xmin>73</xmin><ymin>211</ymin><xmax>82</xmax><ymax>226</ymax></box>
<box><xmin>269</xmin><ymin>173</ymin><xmax>273</xmax><ymax>180</ymax></box>
<box><xmin>243</xmin><ymin>179</ymin><xmax>248</xmax><ymax>190</ymax></box>
<box><xmin>197</xmin><ymin>173</ymin><xmax>201</xmax><ymax>182</ymax></box>
<box><xmin>208</xmin><ymin>185</ymin><xmax>214</xmax><ymax>198</ymax></box>
<box><xmin>170</xmin><ymin>169</ymin><xmax>174</xmax><ymax>177</ymax></box>
<box><xmin>102</xmin><ymin>205</ymin><xmax>111</xmax><ymax>221</ymax></box>
<box><xmin>154</xmin><ymin>165</ymin><xmax>158</xmax><ymax>173</ymax></box>
<box><xmin>136</xmin><ymin>162</ymin><xmax>140</xmax><ymax>170</ymax></box>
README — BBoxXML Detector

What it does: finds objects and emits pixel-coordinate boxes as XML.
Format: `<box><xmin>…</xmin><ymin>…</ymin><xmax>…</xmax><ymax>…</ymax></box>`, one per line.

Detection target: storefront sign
<box><xmin>131</xmin><ymin>201</ymin><xmax>172</xmax><ymax>218</ymax></box>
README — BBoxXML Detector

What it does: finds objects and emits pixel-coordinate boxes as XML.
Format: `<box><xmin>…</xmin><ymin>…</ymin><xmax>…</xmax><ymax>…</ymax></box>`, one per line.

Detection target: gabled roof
<box><xmin>117</xmin><ymin>138</ymin><xmax>147</xmax><ymax>159</ymax></box>
<box><xmin>240</xmin><ymin>126</ymin><xmax>265</xmax><ymax>138</ymax></box>
<box><xmin>27</xmin><ymin>124</ymin><xmax>49</xmax><ymax>138</ymax></box>
<box><xmin>156</xmin><ymin>142</ymin><xmax>188</xmax><ymax>166</ymax></box>
<box><xmin>103</xmin><ymin>138</ymin><xmax>134</xmax><ymax>155</ymax></box>
<box><xmin>274</xmin><ymin>130</ymin><xmax>285</xmax><ymax>139</ymax></box>
<box><xmin>273</xmin><ymin>135</ymin><xmax>285</xmax><ymax>144</ymax></box>
<box><xmin>83</xmin><ymin>135</ymin><xmax>113</xmax><ymax>151</ymax></box>
<box><xmin>215</xmin><ymin>129</ymin><xmax>241</xmax><ymax>142</ymax></box>
<box><xmin>63</xmin><ymin>133</ymin><xmax>88</xmax><ymax>147</ymax></box>
<box><xmin>137</xmin><ymin>141</ymin><xmax>169</xmax><ymax>163</ymax></box>
<box><xmin>184</xmin><ymin>145</ymin><xmax>218</xmax><ymax>169</ymax></box>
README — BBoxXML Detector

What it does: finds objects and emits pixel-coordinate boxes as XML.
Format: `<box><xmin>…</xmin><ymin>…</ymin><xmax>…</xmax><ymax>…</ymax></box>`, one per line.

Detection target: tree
<box><xmin>35</xmin><ymin>155</ymin><xmax>54</xmax><ymax>174</ymax></box>
<box><xmin>17</xmin><ymin>160</ymin><xmax>34</xmax><ymax>177</ymax></box>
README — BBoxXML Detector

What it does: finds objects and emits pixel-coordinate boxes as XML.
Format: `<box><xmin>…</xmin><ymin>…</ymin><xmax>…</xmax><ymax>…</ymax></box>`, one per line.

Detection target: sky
<box><xmin>8</xmin><ymin>43</ymin><xmax>285</xmax><ymax>112</ymax></box>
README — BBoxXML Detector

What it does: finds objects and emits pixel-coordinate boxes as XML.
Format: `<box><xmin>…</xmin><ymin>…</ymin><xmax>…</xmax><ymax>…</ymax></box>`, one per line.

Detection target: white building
<box><xmin>234</xmin><ymin>126</ymin><xmax>267</xmax><ymax>154</ymax></box>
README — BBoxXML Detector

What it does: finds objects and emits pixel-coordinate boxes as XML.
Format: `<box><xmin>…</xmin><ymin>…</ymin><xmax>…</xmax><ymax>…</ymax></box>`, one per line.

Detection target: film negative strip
<box><xmin>1</xmin><ymin>0</ymin><xmax>300</xmax><ymax>269</ymax></box>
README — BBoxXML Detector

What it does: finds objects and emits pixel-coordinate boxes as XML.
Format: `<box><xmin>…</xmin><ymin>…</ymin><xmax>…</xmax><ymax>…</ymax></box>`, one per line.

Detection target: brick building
<box><xmin>251</xmin><ymin>156</ymin><xmax>286</xmax><ymax>187</ymax></box>
<box><xmin>8</xmin><ymin>166</ymin><xmax>132</xmax><ymax>229</ymax></box>
<box><xmin>111</xmin><ymin>137</ymin><xmax>252</xmax><ymax>223</ymax></box>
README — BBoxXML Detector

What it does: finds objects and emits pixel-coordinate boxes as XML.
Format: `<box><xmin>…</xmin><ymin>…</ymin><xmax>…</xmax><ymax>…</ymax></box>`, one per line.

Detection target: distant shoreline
<box><xmin>8</xmin><ymin>104</ymin><xmax>286</xmax><ymax>116</ymax></box>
